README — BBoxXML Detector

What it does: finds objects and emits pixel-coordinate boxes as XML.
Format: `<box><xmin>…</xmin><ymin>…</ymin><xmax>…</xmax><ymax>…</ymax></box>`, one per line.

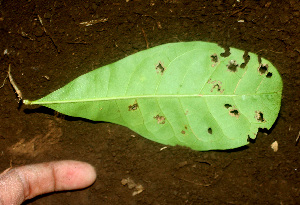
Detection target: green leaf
<box><xmin>24</xmin><ymin>42</ymin><xmax>283</xmax><ymax>151</ymax></box>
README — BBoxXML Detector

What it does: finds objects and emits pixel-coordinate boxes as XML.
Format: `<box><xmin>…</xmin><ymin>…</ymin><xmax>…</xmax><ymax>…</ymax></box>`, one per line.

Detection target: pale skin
<box><xmin>0</xmin><ymin>160</ymin><xmax>97</xmax><ymax>205</ymax></box>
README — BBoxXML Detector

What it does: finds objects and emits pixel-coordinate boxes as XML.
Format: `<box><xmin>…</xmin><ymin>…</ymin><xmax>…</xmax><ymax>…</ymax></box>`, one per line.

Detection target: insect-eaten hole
<box><xmin>258</xmin><ymin>64</ymin><xmax>268</xmax><ymax>75</ymax></box>
<box><xmin>258</xmin><ymin>55</ymin><xmax>262</xmax><ymax>64</ymax></box>
<box><xmin>240</xmin><ymin>51</ymin><xmax>250</xmax><ymax>68</ymax></box>
<box><xmin>266</xmin><ymin>72</ymin><xmax>272</xmax><ymax>78</ymax></box>
<box><xmin>224</xmin><ymin>104</ymin><xmax>232</xmax><ymax>109</ymax></box>
<box><xmin>207</xmin><ymin>128</ymin><xmax>212</xmax><ymax>134</ymax></box>
<box><xmin>229</xmin><ymin>108</ymin><xmax>240</xmax><ymax>118</ymax></box>
<box><xmin>155</xmin><ymin>62</ymin><xmax>166</xmax><ymax>75</ymax></box>
<box><xmin>208</xmin><ymin>79</ymin><xmax>224</xmax><ymax>93</ymax></box>
<box><xmin>247</xmin><ymin>135</ymin><xmax>256</xmax><ymax>143</ymax></box>
<box><xmin>128</xmin><ymin>101</ymin><xmax>139</xmax><ymax>111</ymax></box>
<box><xmin>212</xmin><ymin>84</ymin><xmax>223</xmax><ymax>93</ymax></box>
<box><xmin>154</xmin><ymin>114</ymin><xmax>166</xmax><ymax>124</ymax></box>
<box><xmin>220</xmin><ymin>46</ymin><xmax>230</xmax><ymax>57</ymax></box>
<box><xmin>227</xmin><ymin>60</ymin><xmax>239</xmax><ymax>72</ymax></box>
<box><xmin>255</xmin><ymin>111</ymin><xmax>265</xmax><ymax>122</ymax></box>
<box><xmin>210</xmin><ymin>53</ymin><xmax>219</xmax><ymax>65</ymax></box>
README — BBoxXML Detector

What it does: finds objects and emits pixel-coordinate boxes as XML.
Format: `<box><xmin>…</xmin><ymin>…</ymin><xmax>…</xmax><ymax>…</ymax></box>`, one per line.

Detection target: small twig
<box><xmin>141</xmin><ymin>28</ymin><xmax>149</xmax><ymax>49</ymax></box>
<box><xmin>79</xmin><ymin>18</ymin><xmax>108</xmax><ymax>26</ymax></box>
<box><xmin>8</xmin><ymin>64</ymin><xmax>23</xmax><ymax>103</ymax></box>
<box><xmin>296</xmin><ymin>131</ymin><xmax>300</xmax><ymax>146</ymax></box>
<box><xmin>0</xmin><ymin>73</ymin><xmax>8</xmax><ymax>88</ymax></box>
<box><xmin>229</xmin><ymin>6</ymin><xmax>247</xmax><ymax>17</ymax></box>
<box><xmin>66</xmin><ymin>41</ymin><xmax>88</xmax><ymax>45</ymax></box>
<box><xmin>37</xmin><ymin>15</ymin><xmax>60</xmax><ymax>53</ymax></box>
<box><xmin>176</xmin><ymin>177</ymin><xmax>212</xmax><ymax>187</ymax></box>
<box><xmin>257</xmin><ymin>49</ymin><xmax>283</xmax><ymax>54</ymax></box>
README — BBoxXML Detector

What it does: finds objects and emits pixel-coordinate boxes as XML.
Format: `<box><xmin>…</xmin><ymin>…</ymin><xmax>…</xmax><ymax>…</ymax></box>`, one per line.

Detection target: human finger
<box><xmin>0</xmin><ymin>160</ymin><xmax>97</xmax><ymax>205</ymax></box>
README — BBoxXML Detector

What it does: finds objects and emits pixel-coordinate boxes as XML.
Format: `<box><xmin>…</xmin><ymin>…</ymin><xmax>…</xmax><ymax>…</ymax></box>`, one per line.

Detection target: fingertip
<box><xmin>54</xmin><ymin>160</ymin><xmax>97</xmax><ymax>190</ymax></box>
<box><xmin>71</xmin><ymin>161</ymin><xmax>97</xmax><ymax>188</ymax></box>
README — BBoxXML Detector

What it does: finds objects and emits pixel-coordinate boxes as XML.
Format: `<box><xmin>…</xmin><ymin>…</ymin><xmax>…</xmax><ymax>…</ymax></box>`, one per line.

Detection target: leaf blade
<box><xmin>25</xmin><ymin>41</ymin><xmax>283</xmax><ymax>151</ymax></box>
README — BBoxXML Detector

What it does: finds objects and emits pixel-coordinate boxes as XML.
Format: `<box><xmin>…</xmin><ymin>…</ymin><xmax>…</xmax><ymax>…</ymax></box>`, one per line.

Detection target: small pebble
<box><xmin>271</xmin><ymin>141</ymin><xmax>278</xmax><ymax>152</ymax></box>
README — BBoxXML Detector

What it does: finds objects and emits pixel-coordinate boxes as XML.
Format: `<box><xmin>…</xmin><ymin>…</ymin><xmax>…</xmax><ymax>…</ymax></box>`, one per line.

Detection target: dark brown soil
<box><xmin>1</xmin><ymin>0</ymin><xmax>299</xmax><ymax>204</ymax></box>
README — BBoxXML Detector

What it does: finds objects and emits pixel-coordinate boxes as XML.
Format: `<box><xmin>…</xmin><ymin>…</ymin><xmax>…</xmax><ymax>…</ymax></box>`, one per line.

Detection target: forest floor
<box><xmin>0</xmin><ymin>0</ymin><xmax>299</xmax><ymax>204</ymax></box>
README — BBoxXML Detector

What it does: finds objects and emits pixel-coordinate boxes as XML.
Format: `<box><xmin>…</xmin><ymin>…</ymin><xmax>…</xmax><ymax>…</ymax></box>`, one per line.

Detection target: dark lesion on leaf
<box><xmin>225</xmin><ymin>103</ymin><xmax>239</xmax><ymax>118</ymax></box>
<box><xmin>208</xmin><ymin>128</ymin><xmax>212</xmax><ymax>134</ymax></box>
<box><xmin>258</xmin><ymin>64</ymin><xmax>268</xmax><ymax>75</ymax></box>
<box><xmin>207</xmin><ymin>79</ymin><xmax>224</xmax><ymax>93</ymax></box>
<box><xmin>266</xmin><ymin>72</ymin><xmax>272</xmax><ymax>78</ymax></box>
<box><xmin>224</xmin><ymin>104</ymin><xmax>232</xmax><ymax>109</ymax></box>
<box><xmin>229</xmin><ymin>108</ymin><xmax>240</xmax><ymax>118</ymax></box>
<box><xmin>212</xmin><ymin>84</ymin><xmax>224</xmax><ymax>93</ymax></box>
<box><xmin>210</xmin><ymin>53</ymin><xmax>219</xmax><ymax>67</ymax></box>
<box><xmin>128</xmin><ymin>101</ymin><xmax>139</xmax><ymax>111</ymax></box>
<box><xmin>210</xmin><ymin>54</ymin><xmax>218</xmax><ymax>63</ymax></box>
<box><xmin>227</xmin><ymin>60</ymin><xmax>239</xmax><ymax>72</ymax></box>
<box><xmin>255</xmin><ymin>111</ymin><xmax>265</xmax><ymax>122</ymax></box>
<box><xmin>155</xmin><ymin>61</ymin><xmax>166</xmax><ymax>75</ymax></box>
<box><xmin>154</xmin><ymin>114</ymin><xmax>166</xmax><ymax>124</ymax></box>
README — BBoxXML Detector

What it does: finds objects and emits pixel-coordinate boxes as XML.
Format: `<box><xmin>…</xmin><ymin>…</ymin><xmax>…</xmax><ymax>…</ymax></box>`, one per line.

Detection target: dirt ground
<box><xmin>0</xmin><ymin>0</ymin><xmax>299</xmax><ymax>204</ymax></box>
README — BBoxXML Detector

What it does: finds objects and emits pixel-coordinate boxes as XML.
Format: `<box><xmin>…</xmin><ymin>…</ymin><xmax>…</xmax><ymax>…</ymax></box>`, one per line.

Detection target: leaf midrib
<box><xmin>29</xmin><ymin>92</ymin><xmax>281</xmax><ymax>105</ymax></box>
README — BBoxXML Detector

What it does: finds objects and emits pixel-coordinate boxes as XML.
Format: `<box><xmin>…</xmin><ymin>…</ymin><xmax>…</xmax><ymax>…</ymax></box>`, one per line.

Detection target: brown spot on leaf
<box><xmin>181</xmin><ymin>126</ymin><xmax>188</xmax><ymax>134</ymax></box>
<box><xmin>227</xmin><ymin>60</ymin><xmax>239</xmax><ymax>72</ymax></box>
<box><xmin>211</xmin><ymin>82</ymin><xmax>224</xmax><ymax>93</ymax></box>
<box><xmin>128</xmin><ymin>101</ymin><xmax>139</xmax><ymax>111</ymax></box>
<box><xmin>255</xmin><ymin>111</ymin><xmax>265</xmax><ymax>122</ymax></box>
<box><xmin>229</xmin><ymin>108</ymin><xmax>240</xmax><ymax>118</ymax></box>
<box><xmin>154</xmin><ymin>114</ymin><xmax>166</xmax><ymax>124</ymax></box>
<box><xmin>155</xmin><ymin>62</ymin><xmax>166</xmax><ymax>75</ymax></box>
<box><xmin>212</xmin><ymin>84</ymin><xmax>223</xmax><ymax>93</ymax></box>
<box><xmin>207</xmin><ymin>79</ymin><xmax>224</xmax><ymax>93</ymax></box>
<box><xmin>210</xmin><ymin>53</ymin><xmax>218</xmax><ymax>67</ymax></box>
<box><xmin>258</xmin><ymin>64</ymin><xmax>268</xmax><ymax>75</ymax></box>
